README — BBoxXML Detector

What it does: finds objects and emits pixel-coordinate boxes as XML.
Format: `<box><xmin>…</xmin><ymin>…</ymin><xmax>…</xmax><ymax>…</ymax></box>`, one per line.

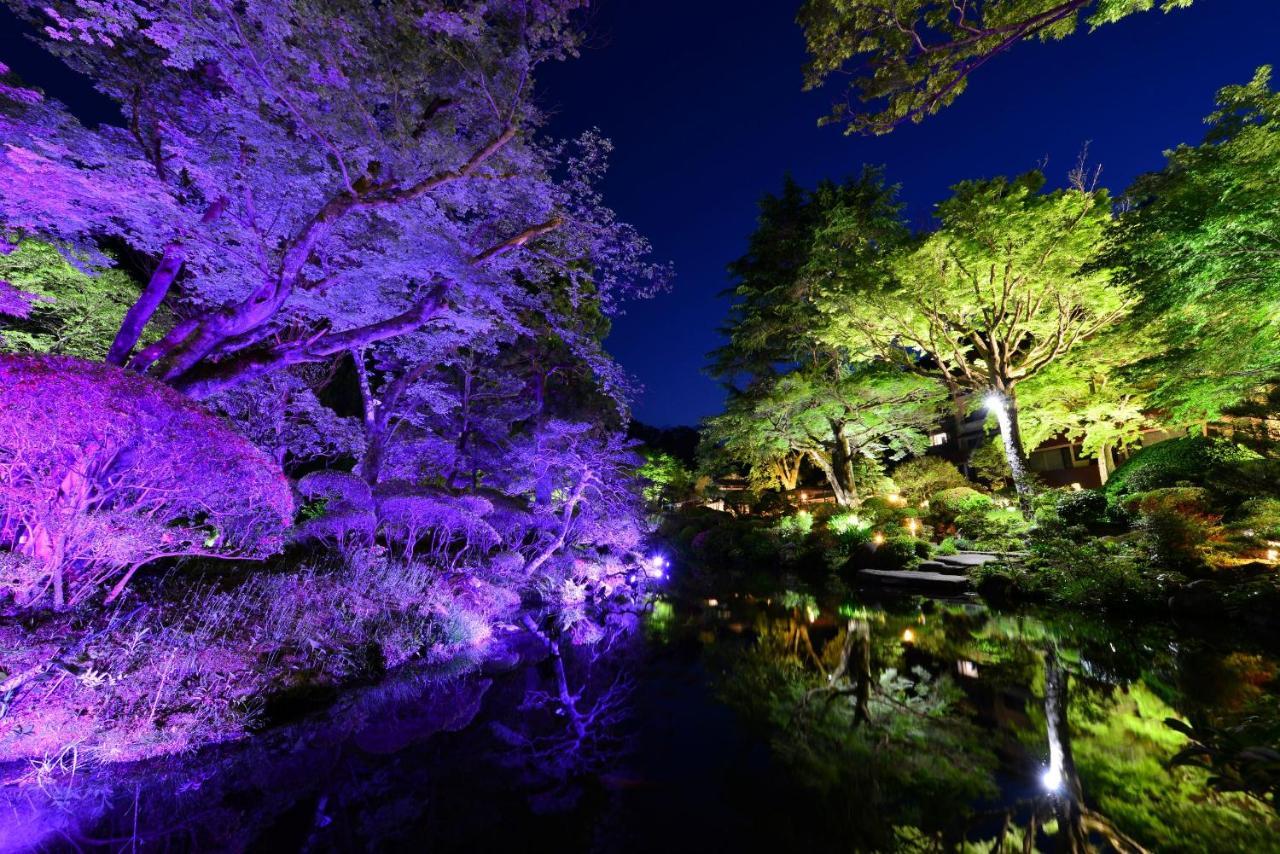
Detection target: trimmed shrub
<box><xmin>1104</xmin><ymin>436</ymin><xmax>1263</xmax><ymax>502</ymax></box>
<box><xmin>929</xmin><ymin>488</ymin><xmax>993</xmax><ymax>526</ymax></box>
<box><xmin>865</xmin><ymin>534</ymin><xmax>921</xmax><ymax>571</ymax></box>
<box><xmin>955</xmin><ymin>506</ymin><xmax>1030</xmax><ymax>552</ymax></box>
<box><xmin>890</xmin><ymin>456</ymin><xmax>969</xmax><ymax>503</ymax></box>
<box><xmin>1231</xmin><ymin>498</ymin><xmax>1280</xmax><ymax>540</ymax></box>
<box><xmin>1053</xmin><ymin>489</ymin><xmax>1128</xmax><ymax>532</ymax></box>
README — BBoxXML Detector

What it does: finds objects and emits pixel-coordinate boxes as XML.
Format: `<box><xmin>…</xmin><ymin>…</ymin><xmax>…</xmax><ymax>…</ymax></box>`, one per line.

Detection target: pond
<box><xmin>4</xmin><ymin>586</ymin><xmax>1279</xmax><ymax>852</ymax></box>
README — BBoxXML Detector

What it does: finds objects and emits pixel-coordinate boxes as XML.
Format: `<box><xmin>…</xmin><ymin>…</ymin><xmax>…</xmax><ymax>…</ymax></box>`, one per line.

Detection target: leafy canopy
<box><xmin>1117</xmin><ymin>65</ymin><xmax>1280</xmax><ymax>421</ymax></box>
<box><xmin>799</xmin><ymin>0</ymin><xmax>1194</xmax><ymax>134</ymax></box>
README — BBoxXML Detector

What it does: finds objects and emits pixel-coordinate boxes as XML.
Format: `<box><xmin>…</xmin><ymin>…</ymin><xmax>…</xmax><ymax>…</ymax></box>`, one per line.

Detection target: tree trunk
<box><xmin>1096</xmin><ymin>442</ymin><xmax>1115</xmax><ymax>486</ymax></box>
<box><xmin>989</xmin><ymin>387</ymin><xmax>1034</xmax><ymax>514</ymax></box>
<box><xmin>1044</xmin><ymin>648</ymin><xmax>1089</xmax><ymax>852</ymax></box>
<box><xmin>807</xmin><ymin>451</ymin><xmax>855</xmax><ymax>507</ymax></box>
<box><xmin>775</xmin><ymin>454</ymin><xmax>801</xmax><ymax>492</ymax></box>
<box><xmin>351</xmin><ymin>349</ymin><xmax>386</xmax><ymax>486</ymax></box>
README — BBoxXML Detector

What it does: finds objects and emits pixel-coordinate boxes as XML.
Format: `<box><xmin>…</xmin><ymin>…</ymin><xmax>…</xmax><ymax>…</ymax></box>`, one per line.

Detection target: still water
<box><xmin>6</xmin><ymin>589</ymin><xmax>1279</xmax><ymax>852</ymax></box>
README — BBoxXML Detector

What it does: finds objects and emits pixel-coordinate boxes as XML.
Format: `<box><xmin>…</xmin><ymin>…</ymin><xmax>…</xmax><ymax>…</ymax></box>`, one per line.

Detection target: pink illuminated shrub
<box><xmin>0</xmin><ymin>354</ymin><xmax>292</xmax><ymax>607</ymax></box>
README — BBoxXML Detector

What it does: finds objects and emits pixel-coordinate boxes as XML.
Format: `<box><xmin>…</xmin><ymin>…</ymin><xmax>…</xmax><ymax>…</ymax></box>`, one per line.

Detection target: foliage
<box><xmin>954</xmin><ymin>505</ymin><xmax>1029</xmax><ymax>552</ymax></box>
<box><xmin>799</xmin><ymin>0</ymin><xmax>1194</xmax><ymax>134</ymax></box>
<box><xmin>966</xmin><ymin>439</ymin><xmax>1011</xmax><ymax>492</ymax></box>
<box><xmin>1124</xmin><ymin>487</ymin><xmax>1221</xmax><ymax>572</ymax></box>
<box><xmin>890</xmin><ymin>456</ymin><xmax>969</xmax><ymax>503</ymax></box>
<box><xmin>637</xmin><ymin>449</ymin><xmax>694</xmax><ymax>506</ymax></box>
<box><xmin>1103</xmin><ymin>435</ymin><xmax>1264</xmax><ymax>502</ymax></box>
<box><xmin>867</xmin><ymin>534</ymin><xmax>922</xmax><ymax>570</ymax></box>
<box><xmin>1117</xmin><ymin>66</ymin><xmax>1280</xmax><ymax>421</ymax></box>
<box><xmin>208</xmin><ymin>370</ymin><xmax>364</xmax><ymax>471</ymax></box>
<box><xmin>0</xmin><ymin>239</ymin><xmax>149</xmax><ymax>357</ymax></box>
<box><xmin>1053</xmin><ymin>488</ymin><xmax>1124</xmax><ymax>532</ymax></box>
<box><xmin>706</xmin><ymin>171</ymin><xmax>936</xmax><ymax>504</ymax></box>
<box><xmin>927</xmin><ymin>487</ymin><xmax>993</xmax><ymax>526</ymax></box>
<box><xmin>775</xmin><ymin>511</ymin><xmax>815</xmax><ymax>541</ymax></box>
<box><xmin>0</xmin><ymin>355</ymin><xmax>292</xmax><ymax>607</ymax></box>
<box><xmin>817</xmin><ymin>170</ymin><xmax>1129</xmax><ymax>504</ymax></box>
<box><xmin>0</xmin><ymin>0</ymin><xmax>662</xmax><ymax>399</ymax></box>
<box><xmin>975</xmin><ymin>536</ymin><xmax>1171</xmax><ymax>611</ymax></box>
<box><xmin>1072</xmin><ymin>682</ymin><xmax>1280</xmax><ymax>853</ymax></box>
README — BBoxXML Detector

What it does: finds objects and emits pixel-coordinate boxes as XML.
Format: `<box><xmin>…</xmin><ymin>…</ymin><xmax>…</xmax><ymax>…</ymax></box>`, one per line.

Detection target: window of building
<box><xmin>930</xmin><ymin>432</ymin><xmax>949</xmax><ymax>447</ymax></box>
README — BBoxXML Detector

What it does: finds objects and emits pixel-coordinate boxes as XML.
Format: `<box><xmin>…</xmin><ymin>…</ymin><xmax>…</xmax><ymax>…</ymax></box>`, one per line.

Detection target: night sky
<box><xmin>4</xmin><ymin>2</ymin><xmax>1279</xmax><ymax>426</ymax></box>
<box><xmin>538</xmin><ymin>0</ymin><xmax>1280</xmax><ymax>427</ymax></box>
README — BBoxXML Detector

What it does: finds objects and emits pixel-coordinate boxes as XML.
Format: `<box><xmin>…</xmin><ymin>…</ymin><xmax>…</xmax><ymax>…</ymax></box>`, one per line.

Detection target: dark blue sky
<box><xmin>538</xmin><ymin>0</ymin><xmax>1280</xmax><ymax>427</ymax></box>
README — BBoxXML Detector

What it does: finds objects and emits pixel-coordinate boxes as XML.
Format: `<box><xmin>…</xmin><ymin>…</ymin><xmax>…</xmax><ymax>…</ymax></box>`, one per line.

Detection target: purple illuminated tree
<box><xmin>0</xmin><ymin>354</ymin><xmax>293</xmax><ymax>607</ymax></box>
<box><xmin>0</xmin><ymin>1</ymin><xmax>661</xmax><ymax>400</ymax></box>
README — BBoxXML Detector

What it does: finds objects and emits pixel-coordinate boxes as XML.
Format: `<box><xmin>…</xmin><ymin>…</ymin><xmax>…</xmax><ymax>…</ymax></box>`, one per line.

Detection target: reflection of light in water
<box><xmin>956</xmin><ymin>660</ymin><xmax>978</xmax><ymax>678</ymax></box>
<box><xmin>1043</xmin><ymin>739</ymin><xmax>1065</xmax><ymax>792</ymax></box>
<box><xmin>1042</xmin><ymin>764</ymin><xmax>1063</xmax><ymax>792</ymax></box>
<box><xmin>901</xmin><ymin>628</ymin><xmax>915</xmax><ymax>643</ymax></box>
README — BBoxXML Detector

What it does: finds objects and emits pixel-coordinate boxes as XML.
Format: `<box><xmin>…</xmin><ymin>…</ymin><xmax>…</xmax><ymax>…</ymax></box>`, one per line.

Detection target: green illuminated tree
<box><xmin>816</xmin><ymin>171</ymin><xmax>1130</xmax><ymax>508</ymax></box>
<box><xmin>637</xmin><ymin>449</ymin><xmax>694</xmax><ymax>507</ymax></box>
<box><xmin>800</xmin><ymin>0</ymin><xmax>1194</xmax><ymax>135</ymax></box>
<box><xmin>1014</xmin><ymin>329</ymin><xmax>1153</xmax><ymax>484</ymax></box>
<box><xmin>0</xmin><ymin>240</ymin><xmax>152</xmax><ymax>357</ymax></box>
<box><xmin>705</xmin><ymin>364</ymin><xmax>944</xmax><ymax>506</ymax></box>
<box><xmin>1117</xmin><ymin>65</ymin><xmax>1280</xmax><ymax>423</ymax></box>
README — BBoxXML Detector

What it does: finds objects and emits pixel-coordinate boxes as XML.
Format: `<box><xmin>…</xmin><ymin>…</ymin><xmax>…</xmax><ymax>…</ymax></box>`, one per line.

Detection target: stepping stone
<box><xmin>857</xmin><ymin>569</ymin><xmax>972</xmax><ymax>591</ymax></box>
<box><xmin>917</xmin><ymin>560</ymin><xmax>968</xmax><ymax>576</ymax></box>
<box><xmin>935</xmin><ymin>552</ymin><xmax>1002</xmax><ymax>567</ymax></box>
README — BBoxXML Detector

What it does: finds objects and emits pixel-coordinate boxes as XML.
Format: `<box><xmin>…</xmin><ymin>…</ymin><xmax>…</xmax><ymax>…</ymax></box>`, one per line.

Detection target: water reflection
<box><xmin>696</xmin><ymin>593</ymin><xmax>1280</xmax><ymax>851</ymax></box>
<box><xmin>3</xmin><ymin>594</ymin><xmax>1279</xmax><ymax>852</ymax></box>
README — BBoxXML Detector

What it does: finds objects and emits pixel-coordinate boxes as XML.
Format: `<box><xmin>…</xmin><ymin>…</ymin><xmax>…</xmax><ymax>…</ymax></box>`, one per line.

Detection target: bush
<box><xmin>968</xmin><ymin>440</ymin><xmax>1011</xmax><ymax>491</ymax></box>
<box><xmin>864</xmin><ymin>535</ymin><xmax>920</xmax><ymax>571</ymax></box>
<box><xmin>890</xmin><ymin>456</ymin><xmax>969</xmax><ymax>503</ymax></box>
<box><xmin>774</xmin><ymin>511</ymin><xmax>815</xmax><ymax>541</ymax></box>
<box><xmin>1104</xmin><ymin>435</ymin><xmax>1263</xmax><ymax>502</ymax></box>
<box><xmin>935</xmin><ymin>537</ymin><xmax>959</xmax><ymax>556</ymax></box>
<box><xmin>1124</xmin><ymin>487</ymin><xmax>1221</xmax><ymax>572</ymax></box>
<box><xmin>929</xmin><ymin>488</ymin><xmax>993</xmax><ymax>526</ymax></box>
<box><xmin>1231</xmin><ymin>498</ymin><xmax>1280</xmax><ymax>540</ymax></box>
<box><xmin>0</xmin><ymin>355</ymin><xmax>293</xmax><ymax>608</ymax></box>
<box><xmin>1052</xmin><ymin>489</ymin><xmax>1129</xmax><ymax>532</ymax></box>
<box><xmin>975</xmin><ymin>537</ymin><xmax>1172</xmax><ymax>612</ymax></box>
<box><xmin>954</xmin><ymin>506</ymin><xmax>1030</xmax><ymax>552</ymax></box>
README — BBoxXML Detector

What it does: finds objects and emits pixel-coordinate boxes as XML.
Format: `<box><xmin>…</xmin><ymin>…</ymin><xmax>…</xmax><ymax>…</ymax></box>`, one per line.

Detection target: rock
<box><xmin>917</xmin><ymin>560</ymin><xmax>967</xmax><ymax>576</ymax></box>
<box><xmin>857</xmin><ymin>569</ymin><xmax>971</xmax><ymax>592</ymax></box>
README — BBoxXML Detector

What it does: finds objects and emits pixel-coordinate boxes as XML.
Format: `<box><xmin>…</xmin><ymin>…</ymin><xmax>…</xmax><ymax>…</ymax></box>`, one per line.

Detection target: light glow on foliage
<box><xmin>828</xmin><ymin>513</ymin><xmax>869</xmax><ymax>535</ymax></box>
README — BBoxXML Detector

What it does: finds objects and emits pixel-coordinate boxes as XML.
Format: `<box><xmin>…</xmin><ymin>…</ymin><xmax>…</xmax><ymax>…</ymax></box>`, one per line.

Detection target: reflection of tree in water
<box><xmin>488</xmin><ymin>612</ymin><xmax>640</xmax><ymax>813</ymax></box>
<box><xmin>0</xmin><ymin>608</ymin><xmax>644</xmax><ymax>851</ymax></box>
<box><xmin>714</xmin><ymin>607</ymin><xmax>1000</xmax><ymax>850</ymax></box>
<box><xmin>711</xmin><ymin>600</ymin><xmax>1280</xmax><ymax>852</ymax></box>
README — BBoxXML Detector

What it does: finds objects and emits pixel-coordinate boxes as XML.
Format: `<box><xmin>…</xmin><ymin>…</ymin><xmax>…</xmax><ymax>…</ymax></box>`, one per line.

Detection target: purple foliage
<box><xmin>0</xmin><ymin>354</ymin><xmax>293</xmax><ymax>606</ymax></box>
<box><xmin>0</xmin><ymin>278</ymin><xmax>43</xmax><ymax>319</ymax></box>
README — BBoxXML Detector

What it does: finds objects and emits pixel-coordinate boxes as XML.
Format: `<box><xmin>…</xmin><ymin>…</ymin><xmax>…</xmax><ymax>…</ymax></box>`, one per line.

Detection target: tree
<box><xmin>637</xmin><ymin>449</ymin><xmax>694</xmax><ymax>507</ymax></box>
<box><xmin>0</xmin><ymin>2</ymin><xmax>659</xmax><ymax>399</ymax></box>
<box><xmin>799</xmin><ymin>0</ymin><xmax>1194</xmax><ymax>135</ymax></box>
<box><xmin>1013</xmin><ymin>329</ymin><xmax>1151</xmax><ymax>484</ymax></box>
<box><xmin>0</xmin><ymin>240</ymin><xmax>152</xmax><ymax>357</ymax></box>
<box><xmin>712</xmin><ymin>169</ymin><xmax>906</xmax><ymax>379</ymax></box>
<box><xmin>817</xmin><ymin>171</ymin><xmax>1130</xmax><ymax>509</ymax></box>
<box><xmin>702</xmin><ymin>385</ymin><xmax>808</xmax><ymax>492</ymax></box>
<box><xmin>0</xmin><ymin>354</ymin><xmax>292</xmax><ymax>607</ymax></box>
<box><xmin>1117</xmin><ymin>65</ymin><xmax>1280</xmax><ymax>423</ymax></box>
<box><xmin>708</xmin><ymin>364</ymin><xmax>944</xmax><ymax>506</ymax></box>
